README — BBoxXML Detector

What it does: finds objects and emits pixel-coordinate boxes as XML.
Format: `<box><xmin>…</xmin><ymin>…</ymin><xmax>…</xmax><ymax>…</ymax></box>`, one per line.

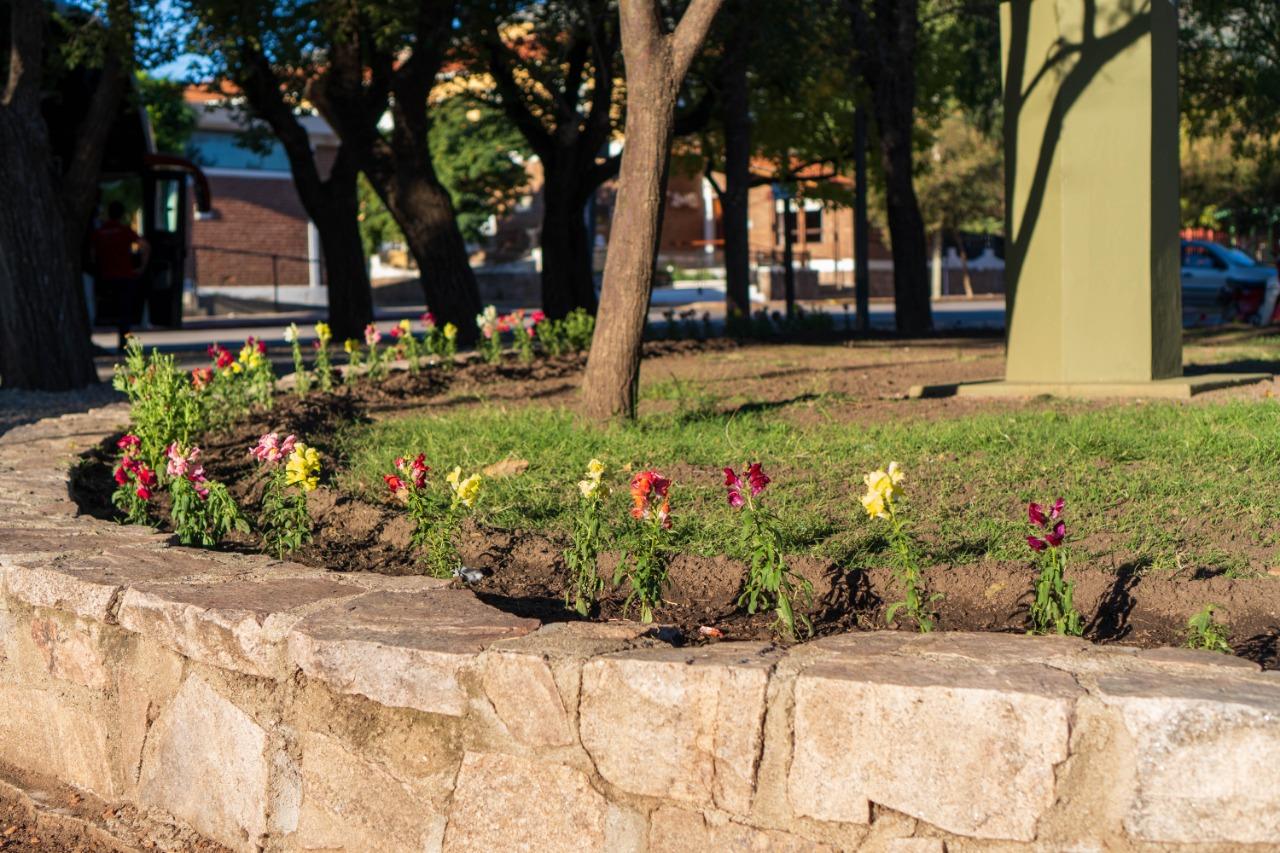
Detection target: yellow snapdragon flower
<box><xmin>861</xmin><ymin>461</ymin><xmax>904</xmax><ymax>519</ymax></box>
<box><xmin>238</xmin><ymin>343</ymin><xmax>264</xmax><ymax>370</ymax></box>
<box><xmin>398</xmin><ymin>318</ymin><xmax>412</xmax><ymax>336</ymax></box>
<box><xmin>343</xmin><ymin>338</ymin><xmax>359</xmax><ymax>354</ymax></box>
<box><xmin>578</xmin><ymin>458</ymin><xmax>606</xmax><ymax>498</ymax></box>
<box><xmin>443</xmin><ymin>322</ymin><xmax>458</xmax><ymax>341</ymax></box>
<box><xmin>314</xmin><ymin>322</ymin><xmax>332</xmax><ymax>344</ymax></box>
<box><xmin>285</xmin><ymin>443</ymin><xmax>321</xmax><ymax>492</ymax></box>
<box><xmin>446</xmin><ymin>466</ymin><xmax>482</xmax><ymax>508</ymax></box>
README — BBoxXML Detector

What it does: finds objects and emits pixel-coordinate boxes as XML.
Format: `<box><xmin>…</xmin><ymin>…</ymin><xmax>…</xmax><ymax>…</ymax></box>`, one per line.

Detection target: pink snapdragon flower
<box><xmin>1027</xmin><ymin>498</ymin><xmax>1066</xmax><ymax>551</ymax></box>
<box><xmin>421</xmin><ymin>310</ymin><xmax>436</xmax><ymax>330</ymax></box>
<box><xmin>250</xmin><ymin>432</ymin><xmax>297</xmax><ymax>465</ymax></box>
<box><xmin>364</xmin><ymin>324</ymin><xmax>382</xmax><ymax>347</ymax></box>
<box><xmin>166</xmin><ymin>443</ymin><xmax>210</xmax><ymax>499</ymax></box>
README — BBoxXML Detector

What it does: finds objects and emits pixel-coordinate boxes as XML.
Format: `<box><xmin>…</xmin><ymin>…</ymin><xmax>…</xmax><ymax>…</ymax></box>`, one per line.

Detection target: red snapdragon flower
<box><xmin>191</xmin><ymin>367</ymin><xmax>214</xmax><ymax>389</ymax></box>
<box><xmin>1027</xmin><ymin>498</ymin><xmax>1066</xmax><ymax>551</ymax></box>
<box><xmin>421</xmin><ymin>310</ymin><xmax>436</xmax><ymax>329</ymax></box>
<box><xmin>246</xmin><ymin>336</ymin><xmax>266</xmax><ymax>355</ymax></box>
<box><xmin>630</xmin><ymin>469</ymin><xmax>672</xmax><ymax>528</ymax></box>
<box><xmin>724</xmin><ymin>462</ymin><xmax>770</xmax><ymax>509</ymax></box>
<box><xmin>394</xmin><ymin>453</ymin><xmax>429</xmax><ymax>490</ymax></box>
<box><xmin>117</xmin><ymin>434</ymin><xmax>141</xmax><ymax>454</ymax></box>
<box><xmin>208</xmin><ymin>344</ymin><xmax>234</xmax><ymax>370</ymax></box>
<box><xmin>531</xmin><ymin>310</ymin><xmax>546</xmax><ymax>324</ymax></box>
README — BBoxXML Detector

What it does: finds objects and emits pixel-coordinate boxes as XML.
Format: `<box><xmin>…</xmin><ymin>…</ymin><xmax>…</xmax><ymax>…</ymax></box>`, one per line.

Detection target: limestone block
<box><xmin>117</xmin><ymin>577</ymin><xmax>362</xmax><ymax>678</ymax></box>
<box><xmin>479</xmin><ymin>650</ymin><xmax>573</xmax><ymax>747</ymax></box>
<box><xmin>0</xmin><ymin>684</ymin><xmax>117</xmax><ymax>798</ymax></box>
<box><xmin>648</xmin><ymin>807</ymin><xmax>834</xmax><ymax>852</ymax></box>
<box><xmin>293</xmin><ymin>730</ymin><xmax>446</xmax><ymax>852</ymax></box>
<box><xmin>579</xmin><ymin>645</ymin><xmax>776</xmax><ymax>814</ymax></box>
<box><xmin>287</xmin><ymin>590</ymin><xmax>538</xmax><ymax>717</ymax></box>
<box><xmin>137</xmin><ymin>674</ymin><xmax>273</xmax><ymax>852</ymax></box>
<box><xmin>443</xmin><ymin>751</ymin><xmax>607</xmax><ymax>852</ymax></box>
<box><xmin>787</xmin><ymin>654</ymin><xmax>1078</xmax><ymax>840</ymax></box>
<box><xmin>1096</xmin><ymin>670</ymin><xmax>1280</xmax><ymax>844</ymax></box>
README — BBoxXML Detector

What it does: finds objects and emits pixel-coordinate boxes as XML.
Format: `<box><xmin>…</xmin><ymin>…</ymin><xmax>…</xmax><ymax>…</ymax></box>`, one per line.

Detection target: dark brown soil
<box><xmin>70</xmin><ymin>338</ymin><xmax>1280</xmax><ymax>667</ymax></box>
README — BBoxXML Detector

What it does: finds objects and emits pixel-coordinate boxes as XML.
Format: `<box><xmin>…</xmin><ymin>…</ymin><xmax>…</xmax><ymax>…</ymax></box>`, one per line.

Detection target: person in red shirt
<box><xmin>90</xmin><ymin>201</ymin><xmax>150</xmax><ymax>351</ymax></box>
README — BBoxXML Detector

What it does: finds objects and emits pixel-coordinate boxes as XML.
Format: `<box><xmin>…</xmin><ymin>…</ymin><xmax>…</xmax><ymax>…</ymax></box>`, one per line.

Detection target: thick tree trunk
<box><xmin>582</xmin><ymin>72</ymin><xmax>678</xmax><ymax>419</ymax></box>
<box><xmin>0</xmin><ymin>0</ymin><xmax>96</xmax><ymax>390</ymax></box>
<box><xmin>540</xmin><ymin>172</ymin><xmax>598</xmax><ymax>318</ymax></box>
<box><xmin>362</xmin><ymin>154</ymin><xmax>483</xmax><ymax>345</ymax></box>
<box><xmin>0</xmin><ymin>116</ymin><xmax>97</xmax><ymax>390</ymax></box>
<box><xmin>719</xmin><ymin>16</ymin><xmax>752</xmax><ymax>323</ymax></box>
<box><xmin>311</xmin><ymin>167</ymin><xmax>373</xmax><ymax>341</ymax></box>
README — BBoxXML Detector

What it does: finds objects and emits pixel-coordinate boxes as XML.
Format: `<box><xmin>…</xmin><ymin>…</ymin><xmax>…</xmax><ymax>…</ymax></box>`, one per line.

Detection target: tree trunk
<box><xmin>311</xmin><ymin>167</ymin><xmax>373</xmax><ymax>341</ymax></box>
<box><xmin>582</xmin><ymin>72</ymin><xmax>678</xmax><ymax>419</ymax></box>
<box><xmin>876</xmin><ymin>98</ymin><xmax>932</xmax><ymax>334</ymax></box>
<box><xmin>720</xmin><ymin>17</ymin><xmax>752</xmax><ymax>323</ymax></box>
<box><xmin>540</xmin><ymin>170</ymin><xmax>598</xmax><ymax>318</ymax></box>
<box><xmin>952</xmin><ymin>227</ymin><xmax>975</xmax><ymax>297</ymax></box>
<box><xmin>362</xmin><ymin>153</ymin><xmax>483</xmax><ymax>345</ymax></box>
<box><xmin>0</xmin><ymin>0</ymin><xmax>97</xmax><ymax>390</ymax></box>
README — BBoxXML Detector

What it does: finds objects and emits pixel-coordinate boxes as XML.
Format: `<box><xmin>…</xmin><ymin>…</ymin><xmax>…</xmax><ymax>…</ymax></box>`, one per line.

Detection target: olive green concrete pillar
<box><xmin>911</xmin><ymin>0</ymin><xmax>1267</xmax><ymax>399</ymax></box>
<box><xmin>1003</xmin><ymin>0</ymin><xmax>1181</xmax><ymax>386</ymax></box>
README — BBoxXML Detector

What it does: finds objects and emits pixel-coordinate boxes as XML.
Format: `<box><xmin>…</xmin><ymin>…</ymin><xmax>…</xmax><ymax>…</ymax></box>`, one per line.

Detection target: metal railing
<box><xmin>192</xmin><ymin>244</ymin><xmax>316</xmax><ymax>311</ymax></box>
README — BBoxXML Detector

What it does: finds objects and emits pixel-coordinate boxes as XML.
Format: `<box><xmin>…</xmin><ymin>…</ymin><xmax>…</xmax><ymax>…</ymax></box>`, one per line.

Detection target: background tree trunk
<box><xmin>540</xmin><ymin>171</ymin><xmax>599</xmax><ymax>318</ymax></box>
<box><xmin>581</xmin><ymin>0</ymin><xmax>725</xmax><ymax>420</ymax></box>
<box><xmin>719</xmin><ymin>3</ymin><xmax>753</xmax><ymax>323</ymax></box>
<box><xmin>0</xmin><ymin>0</ymin><xmax>96</xmax><ymax>390</ymax></box>
<box><xmin>361</xmin><ymin>152</ymin><xmax>483</xmax><ymax>343</ymax></box>
<box><xmin>846</xmin><ymin>0</ymin><xmax>933</xmax><ymax>335</ymax></box>
<box><xmin>309</xmin><ymin>160</ymin><xmax>373</xmax><ymax>341</ymax></box>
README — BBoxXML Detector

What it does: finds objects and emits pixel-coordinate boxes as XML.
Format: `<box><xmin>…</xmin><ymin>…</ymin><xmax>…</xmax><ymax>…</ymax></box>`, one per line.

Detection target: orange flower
<box><xmin>629</xmin><ymin>469</ymin><xmax>672</xmax><ymax>528</ymax></box>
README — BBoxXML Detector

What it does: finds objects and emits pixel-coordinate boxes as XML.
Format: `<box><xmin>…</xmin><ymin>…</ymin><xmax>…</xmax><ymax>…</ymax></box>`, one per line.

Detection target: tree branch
<box><xmin>669</xmin><ymin>0</ymin><xmax>725</xmax><ymax>81</ymax></box>
<box><xmin>3</xmin><ymin>0</ymin><xmax>43</xmax><ymax>108</ymax></box>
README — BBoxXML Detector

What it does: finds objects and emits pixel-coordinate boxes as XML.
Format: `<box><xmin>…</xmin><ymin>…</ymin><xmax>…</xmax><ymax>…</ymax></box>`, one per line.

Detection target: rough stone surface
<box><xmin>580</xmin><ymin>645</ymin><xmax>776</xmax><ymax>814</ymax></box>
<box><xmin>117</xmin><ymin>576</ymin><xmax>362</xmax><ymax>677</ymax></box>
<box><xmin>1096</xmin><ymin>669</ymin><xmax>1280</xmax><ymax>844</ymax></box>
<box><xmin>287</xmin><ymin>589</ymin><xmax>538</xmax><ymax>716</ymax></box>
<box><xmin>479</xmin><ymin>650</ymin><xmax>574</xmax><ymax>747</ymax></box>
<box><xmin>137</xmin><ymin>674</ymin><xmax>272</xmax><ymax>852</ymax></box>
<box><xmin>649</xmin><ymin>806</ymin><xmax>834</xmax><ymax>852</ymax></box>
<box><xmin>443</xmin><ymin>751</ymin><xmax>607</xmax><ymax>852</ymax></box>
<box><xmin>0</xmin><ymin>685</ymin><xmax>117</xmax><ymax>798</ymax></box>
<box><xmin>28</xmin><ymin>614</ymin><xmax>110</xmax><ymax>689</ymax></box>
<box><xmin>788</xmin><ymin>652</ymin><xmax>1079</xmax><ymax>840</ymax></box>
<box><xmin>294</xmin><ymin>730</ymin><xmax>446</xmax><ymax>852</ymax></box>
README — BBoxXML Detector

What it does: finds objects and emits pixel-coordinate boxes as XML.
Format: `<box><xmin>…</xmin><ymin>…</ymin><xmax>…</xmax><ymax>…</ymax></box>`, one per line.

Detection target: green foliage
<box><xmin>170</xmin><ymin>477</ymin><xmax>248</xmax><ymax>547</ymax></box>
<box><xmin>428</xmin><ymin>95</ymin><xmax>531</xmax><ymax>243</ymax></box>
<box><xmin>134</xmin><ymin>72</ymin><xmax>196</xmax><ymax>155</ymax></box>
<box><xmin>288</xmin><ymin>332</ymin><xmax>310</xmax><ymax>397</ymax></box>
<box><xmin>1185</xmin><ymin>604</ymin><xmax>1233</xmax><ymax>653</ymax></box>
<box><xmin>257</xmin><ymin>466</ymin><xmax>312</xmax><ymax>558</ymax></box>
<box><xmin>358</xmin><ymin>173</ymin><xmax>403</xmax><ymax>259</ymax></box>
<box><xmin>538</xmin><ymin>308</ymin><xmax>596</xmax><ymax>356</ymax></box>
<box><xmin>565</xmin><ymin>483</ymin><xmax>607</xmax><ymax>616</ymax></box>
<box><xmin>880</xmin><ymin>507</ymin><xmax>939</xmax><ymax>633</ymax></box>
<box><xmin>615</xmin><ymin>515</ymin><xmax>671</xmax><ymax>625</ymax></box>
<box><xmin>737</xmin><ymin>505</ymin><xmax>812</xmax><ymax>640</ymax></box>
<box><xmin>111</xmin><ymin>338</ymin><xmax>202</xmax><ymax>468</ymax></box>
<box><xmin>1029</xmin><ymin>545</ymin><xmax>1082</xmax><ymax>637</ymax></box>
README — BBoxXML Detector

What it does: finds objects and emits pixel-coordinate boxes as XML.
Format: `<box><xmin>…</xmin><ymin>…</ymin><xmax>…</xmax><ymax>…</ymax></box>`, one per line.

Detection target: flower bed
<box><xmin>68</xmin><ymin>325</ymin><xmax>1280</xmax><ymax>666</ymax></box>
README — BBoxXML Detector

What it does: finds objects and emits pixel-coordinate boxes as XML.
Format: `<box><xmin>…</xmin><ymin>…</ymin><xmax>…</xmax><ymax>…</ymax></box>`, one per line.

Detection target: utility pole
<box><xmin>853</xmin><ymin>107</ymin><xmax>870</xmax><ymax>333</ymax></box>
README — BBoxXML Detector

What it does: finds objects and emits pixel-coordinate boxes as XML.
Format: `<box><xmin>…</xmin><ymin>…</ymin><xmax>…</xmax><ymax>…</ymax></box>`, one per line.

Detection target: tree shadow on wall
<box><xmin>1003</xmin><ymin>0</ymin><xmax>1155</xmax><ymax>335</ymax></box>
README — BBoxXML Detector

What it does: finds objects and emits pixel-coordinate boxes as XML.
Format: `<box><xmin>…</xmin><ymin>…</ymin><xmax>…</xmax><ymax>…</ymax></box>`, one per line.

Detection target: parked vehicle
<box><xmin>1181</xmin><ymin>240</ymin><xmax>1274</xmax><ymax>325</ymax></box>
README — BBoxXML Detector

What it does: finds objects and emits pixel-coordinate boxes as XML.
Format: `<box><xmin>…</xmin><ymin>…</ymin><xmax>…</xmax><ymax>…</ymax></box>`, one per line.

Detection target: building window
<box><xmin>776</xmin><ymin>200</ymin><xmax>823</xmax><ymax>245</ymax></box>
<box><xmin>188</xmin><ymin>130</ymin><xmax>291</xmax><ymax>172</ymax></box>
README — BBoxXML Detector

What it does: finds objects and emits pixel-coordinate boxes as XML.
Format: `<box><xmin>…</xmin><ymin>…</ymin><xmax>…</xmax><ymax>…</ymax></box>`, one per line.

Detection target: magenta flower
<box><xmin>1027</xmin><ymin>498</ymin><xmax>1066</xmax><ymax>551</ymax></box>
<box><xmin>117</xmin><ymin>434</ymin><xmax>141</xmax><ymax>454</ymax></box>
<box><xmin>723</xmin><ymin>468</ymin><xmax>745</xmax><ymax>508</ymax></box>
<box><xmin>746</xmin><ymin>462</ymin><xmax>770</xmax><ymax>496</ymax></box>
<box><xmin>394</xmin><ymin>453</ymin><xmax>429</xmax><ymax>490</ymax></box>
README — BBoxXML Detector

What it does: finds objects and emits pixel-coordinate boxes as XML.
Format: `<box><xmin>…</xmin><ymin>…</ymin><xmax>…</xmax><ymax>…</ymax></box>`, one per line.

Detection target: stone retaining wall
<box><xmin>2</xmin><ymin>405</ymin><xmax>1279</xmax><ymax>852</ymax></box>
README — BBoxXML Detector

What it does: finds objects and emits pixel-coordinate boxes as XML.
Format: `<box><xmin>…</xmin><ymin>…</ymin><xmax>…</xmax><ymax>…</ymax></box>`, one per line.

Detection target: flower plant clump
<box><xmin>166</xmin><ymin>442</ymin><xmax>248</xmax><ymax>547</ymax></box>
<box><xmin>313</xmin><ymin>322</ymin><xmax>334</xmax><ymax>391</ymax></box>
<box><xmin>251</xmin><ymin>433</ymin><xmax>319</xmax><ymax>557</ymax></box>
<box><xmin>476</xmin><ymin>305</ymin><xmax>502</xmax><ymax>364</ymax></box>
<box><xmin>565</xmin><ymin>459</ymin><xmax>608</xmax><ymax>616</ymax></box>
<box><xmin>726</xmin><ymin>462</ymin><xmax>812</xmax><ymax>639</ymax></box>
<box><xmin>239</xmin><ymin>337</ymin><xmax>274</xmax><ymax>409</ymax></box>
<box><xmin>343</xmin><ymin>339</ymin><xmax>362</xmax><ymax>384</ymax></box>
<box><xmin>112</xmin><ymin>337</ymin><xmax>203</xmax><ymax>467</ymax></box>
<box><xmin>364</xmin><ymin>324</ymin><xmax>386</xmax><ymax>381</ymax></box>
<box><xmin>284</xmin><ymin>324</ymin><xmax>310</xmax><ymax>396</ymax></box>
<box><xmin>616</xmin><ymin>469</ymin><xmax>674</xmax><ymax>623</ymax></box>
<box><xmin>862</xmin><ymin>462</ymin><xmax>940</xmax><ymax>632</ymax></box>
<box><xmin>391</xmin><ymin>318</ymin><xmax>421</xmax><ymax>375</ymax></box>
<box><xmin>440</xmin><ymin>321</ymin><xmax>458</xmax><ymax>366</ymax></box>
<box><xmin>507</xmin><ymin>309</ymin><xmax>544</xmax><ymax>365</ymax></box>
<box><xmin>385</xmin><ymin>455</ymin><xmax>482</xmax><ymax>577</ymax></box>
<box><xmin>1026</xmin><ymin>498</ymin><xmax>1083</xmax><ymax>636</ymax></box>
<box><xmin>111</xmin><ymin>434</ymin><xmax>157</xmax><ymax>524</ymax></box>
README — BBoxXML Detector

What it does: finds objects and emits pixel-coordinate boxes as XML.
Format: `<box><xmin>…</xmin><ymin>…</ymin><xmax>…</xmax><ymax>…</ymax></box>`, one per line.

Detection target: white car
<box><xmin>1181</xmin><ymin>240</ymin><xmax>1275</xmax><ymax>324</ymax></box>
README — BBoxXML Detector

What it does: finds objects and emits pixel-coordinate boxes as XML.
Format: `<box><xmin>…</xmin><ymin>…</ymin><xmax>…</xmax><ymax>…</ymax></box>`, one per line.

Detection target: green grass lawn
<box><xmin>336</xmin><ymin>392</ymin><xmax>1280</xmax><ymax>577</ymax></box>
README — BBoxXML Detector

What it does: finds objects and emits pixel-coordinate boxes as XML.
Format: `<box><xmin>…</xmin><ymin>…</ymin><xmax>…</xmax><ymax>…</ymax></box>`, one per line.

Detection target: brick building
<box><xmin>184</xmin><ymin>88</ymin><xmax>335</xmax><ymax>306</ymax></box>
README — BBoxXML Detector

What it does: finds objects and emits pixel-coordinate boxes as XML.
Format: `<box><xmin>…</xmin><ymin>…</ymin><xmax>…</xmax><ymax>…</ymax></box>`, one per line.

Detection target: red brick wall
<box><xmin>189</xmin><ymin>175</ymin><xmax>318</xmax><ymax>287</ymax></box>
